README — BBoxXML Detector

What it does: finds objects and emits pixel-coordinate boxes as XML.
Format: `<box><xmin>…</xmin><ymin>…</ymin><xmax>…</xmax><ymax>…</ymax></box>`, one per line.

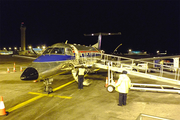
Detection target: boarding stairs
<box><xmin>82</xmin><ymin>53</ymin><xmax>180</xmax><ymax>93</ymax></box>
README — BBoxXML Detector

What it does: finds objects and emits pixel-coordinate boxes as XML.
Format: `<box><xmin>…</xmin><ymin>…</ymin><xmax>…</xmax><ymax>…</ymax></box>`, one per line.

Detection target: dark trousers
<box><xmin>78</xmin><ymin>75</ymin><xmax>84</xmax><ymax>89</ymax></box>
<box><xmin>119</xmin><ymin>93</ymin><xmax>127</xmax><ymax>106</ymax></box>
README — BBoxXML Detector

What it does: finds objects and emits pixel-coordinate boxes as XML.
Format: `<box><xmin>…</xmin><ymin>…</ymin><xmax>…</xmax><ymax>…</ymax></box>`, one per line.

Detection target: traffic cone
<box><xmin>0</xmin><ymin>96</ymin><xmax>7</xmax><ymax>116</ymax></box>
<box><xmin>7</xmin><ymin>67</ymin><xmax>10</xmax><ymax>73</ymax></box>
<box><xmin>20</xmin><ymin>66</ymin><xmax>22</xmax><ymax>72</ymax></box>
<box><xmin>105</xmin><ymin>77</ymin><xmax>108</xmax><ymax>87</ymax></box>
<box><xmin>33</xmin><ymin>80</ymin><xmax>38</xmax><ymax>83</ymax></box>
<box><xmin>13</xmin><ymin>63</ymin><xmax>16</xmax><ymax>72</ymax></box>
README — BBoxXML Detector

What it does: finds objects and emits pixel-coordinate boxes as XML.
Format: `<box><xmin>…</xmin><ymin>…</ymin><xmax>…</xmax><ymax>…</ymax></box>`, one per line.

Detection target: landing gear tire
<box><xmin>43</xmin><ymin>78</ymin><xmax>53</xmax><ymax>94</ymax></box>
<box><xmin>48</xmin><ymin>87</ymin><xmax>53</xmax><ymax>94</ymax></box>
<box><xmin>106</xmin><ymin>85</ymin><xmax>114</xmax><ymax>93</ymax></box>
<box><xmin>44</xmin><ymin>86</ymin><xmax>53</xmax><ymax>94</ymax></box>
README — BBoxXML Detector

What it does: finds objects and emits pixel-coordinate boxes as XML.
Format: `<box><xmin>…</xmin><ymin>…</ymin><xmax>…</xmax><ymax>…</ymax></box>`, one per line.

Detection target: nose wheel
<box><xmin>44</xmin><ymin>78</ymin><xmax>53</xmax><ymax>94</ymax></box>
<box><xmin>44</xmin><ymin>86</ymin><xmax>53</xmax><ymax>94</ymax></box>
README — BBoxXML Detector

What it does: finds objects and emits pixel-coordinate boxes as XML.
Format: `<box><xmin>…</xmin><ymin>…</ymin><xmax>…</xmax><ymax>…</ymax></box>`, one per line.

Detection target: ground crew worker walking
<box><xmin>115</xmin><ymin>71</ymin><xmax>131</xmax><ymax>106</ymax></box>
<box><xmin>76</xmin><ymin>67</ymin><xmax>86</xmax><ymax>89</ymax></box>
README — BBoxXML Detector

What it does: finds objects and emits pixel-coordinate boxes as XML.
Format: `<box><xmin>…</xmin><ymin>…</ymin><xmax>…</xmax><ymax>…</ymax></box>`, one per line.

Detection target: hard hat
<box><xmin>122</xmin><ymin>71</ymin><xmax>127</xmax><ymax>74</ymax></box>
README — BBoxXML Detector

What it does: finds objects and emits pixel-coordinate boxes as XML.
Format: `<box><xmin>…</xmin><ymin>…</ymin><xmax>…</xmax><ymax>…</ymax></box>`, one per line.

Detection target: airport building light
<box><xmin>14</xmin><ymin>47</ymin><xmax>17</xmax><ymax>50</ymax></box>
<box><xmin>129</xmin><ymin>49</ymin><xmax>132</xmax><ymax>52</ymax></box>
<box><xmin>3</xmin><ymin>47</ymin><xmax>6</xmax><ymax>50</ymax></box>
<box><xmin>37</xmin><ymin>46</ymin><xmax>40</xmax><ymax>49</ymax></box>
<box><xmin>157</xmin><ymin>50</ymin><xmax>159</xmax><ymax>54</ymax></box>
<box><xmin>9</xmin><ymin>47</ymin><xmax>11</xmax><ymax>50</ymax></box>
<box><xmin>28</xmin><ymin>46</ymin><xmax>32</xmax><ymax>49</ymax></box>
<box><xmin>42</xmin><ymin>45</ymin><xmax>46</xmax><ymax>50</ymax></box>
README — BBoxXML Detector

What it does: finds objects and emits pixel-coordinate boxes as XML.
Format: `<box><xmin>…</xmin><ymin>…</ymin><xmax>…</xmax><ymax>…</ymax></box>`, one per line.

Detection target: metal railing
<box><xmin>98</xmin><ymin>53</ymin><xmax>180</xmax><ymax>81</ymax></box>
<box><xmin>81</xmin><ymin>53</ymin><xmax>180</xmax><ymax>86</ymax></box>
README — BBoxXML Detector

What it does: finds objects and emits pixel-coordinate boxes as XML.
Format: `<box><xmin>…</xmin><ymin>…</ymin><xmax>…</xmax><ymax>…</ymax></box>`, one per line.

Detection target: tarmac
<box><xmin>0</xmin><ymin>55</ymin><xmax>180</xmax><ymax>120</ymax></box>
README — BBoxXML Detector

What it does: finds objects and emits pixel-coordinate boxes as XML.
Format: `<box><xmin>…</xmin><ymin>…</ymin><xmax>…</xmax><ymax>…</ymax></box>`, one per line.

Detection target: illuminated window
<box><xmin>51</xmin><ymin>48</ymin><xmax>65</xmax><ymax>54</ymax></box>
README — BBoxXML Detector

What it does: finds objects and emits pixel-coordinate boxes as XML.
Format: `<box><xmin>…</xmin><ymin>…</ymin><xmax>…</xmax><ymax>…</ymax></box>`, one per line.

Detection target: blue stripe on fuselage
<box><xmin>33</xmin><ymin>55</ymin><xmax>75</xmax><ymax>62</ymax></box>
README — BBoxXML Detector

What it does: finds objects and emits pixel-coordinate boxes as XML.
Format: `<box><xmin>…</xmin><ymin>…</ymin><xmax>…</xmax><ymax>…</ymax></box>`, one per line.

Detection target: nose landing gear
<box><xmin>44</xmin><ymin>78</ymin><xmax>53</xmax><ymax>94</ymax></box>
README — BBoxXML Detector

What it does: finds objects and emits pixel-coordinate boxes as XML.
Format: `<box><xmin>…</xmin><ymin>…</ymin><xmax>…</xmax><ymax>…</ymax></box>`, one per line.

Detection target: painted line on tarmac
<box><xmin>6</xmin><ymin>80</ymin><xmax>75</xmax><ymax>113</ymax></box>
<box><xmin>53</xmin><ymin>80</ymin><xmax>75</xmax><ymax>92</ymax></box>
<box><xmin>6</xmin><ymin>95</ymin><xmax>43</xmax><ymax>113</ymax></box>
<box><xmin>28</xmin><ymin>92</ymin><xmax>72</xmax><ymax>99</ymax></box>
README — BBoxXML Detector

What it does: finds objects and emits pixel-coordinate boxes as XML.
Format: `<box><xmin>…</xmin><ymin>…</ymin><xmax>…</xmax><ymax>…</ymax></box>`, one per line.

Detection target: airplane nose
<box><xmin>20</xmin><ymin>67</ymin><xmax>39</xmax><ymax>80</ymax></box>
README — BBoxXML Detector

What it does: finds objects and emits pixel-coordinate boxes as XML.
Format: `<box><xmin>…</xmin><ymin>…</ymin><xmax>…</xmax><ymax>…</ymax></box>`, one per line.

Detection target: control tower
<box><xmin>20</xmin><ymin>22</ymin><xmax>26</xmax><ymax>51</ymax></box>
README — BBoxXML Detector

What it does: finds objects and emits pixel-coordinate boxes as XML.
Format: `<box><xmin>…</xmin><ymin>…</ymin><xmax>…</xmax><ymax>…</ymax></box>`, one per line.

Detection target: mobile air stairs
<box><xmin>91</xmin><ymin>53</ymin><xmax>180</xmax><ymax>94</ymax></box>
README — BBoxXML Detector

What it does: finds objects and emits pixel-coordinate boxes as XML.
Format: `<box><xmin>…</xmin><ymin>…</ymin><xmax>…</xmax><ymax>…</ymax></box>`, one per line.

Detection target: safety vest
<box><xmin>78</xmin><ymin>68</ymin><xmax>85</xmax><ymax>75</ymax></box>
<box><xmin>115</xmin><ymin>74</ymin><xmax>131</xmax><ymax>93</ymax></box>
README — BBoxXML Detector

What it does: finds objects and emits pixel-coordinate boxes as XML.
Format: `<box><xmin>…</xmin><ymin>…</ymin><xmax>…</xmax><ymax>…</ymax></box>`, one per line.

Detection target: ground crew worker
<box><xmin>115</xmin><ymin>71</ymin><xmax>131</xmax><ymax>106</ymax></box>
<box><xmin>160</xmin><ymin>60</ymin><xmax>164</xmax><ymax>70</ymax></box>
<box><xmin>76</xmin><ymin>67</ymin><xmax>86</xmax><ymax>89</ymax></box>
<box><xmin>160</xmin><ymin>60</ymin><xmax>164</xmax><ymax>65</ymax></box>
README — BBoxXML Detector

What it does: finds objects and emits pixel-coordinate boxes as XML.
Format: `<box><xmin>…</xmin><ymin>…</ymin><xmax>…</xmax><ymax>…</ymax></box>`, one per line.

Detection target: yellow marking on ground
<box><xmin>6</xmin><ymin>95</ymin><xmax>43</xmax><ymax>113</ymax></box>
<box><xmin>28</xmin><ymin>92</ymin><xmax>72</xmax><ymax>99</ymax></box>
<box><xmin>53</xmin><ymin>80</ymin><xmax>76</xmax><ymax>92</ymax></box>
<box><xmin>6</xmin><ymin>69</ymin><xmax>100</xmax><ymax>113</ymax></box>
<box><xmin>6</xmin><ymin>80</ymin><xmax>75</xmax><ymax>113</ymax></box>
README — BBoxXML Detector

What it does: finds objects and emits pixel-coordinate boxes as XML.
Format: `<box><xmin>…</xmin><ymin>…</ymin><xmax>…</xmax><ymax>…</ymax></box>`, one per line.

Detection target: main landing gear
<box><xmin>43</xmin><ymin>78</ymin><xmax>53</xmax><ymax>94</ymax></box>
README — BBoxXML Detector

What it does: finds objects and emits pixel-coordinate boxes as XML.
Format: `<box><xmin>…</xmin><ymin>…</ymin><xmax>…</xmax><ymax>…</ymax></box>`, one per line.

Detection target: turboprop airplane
<box><xmin>20</xmin><ymin>32</ymin><xmax>121</xmax><ymax>93</ymax></box>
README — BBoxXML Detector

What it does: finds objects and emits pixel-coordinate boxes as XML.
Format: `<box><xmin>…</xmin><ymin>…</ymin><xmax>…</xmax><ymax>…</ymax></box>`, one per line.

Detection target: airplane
<box><xmin>20</xmin><ymin>32</ymin><xmax>121</xmax><ymax>93</ymax></box>
<box><xmin>20</xmin><ymin>32</ymin><xmax>180</xmax><ymax>94</ymax></box>
<box><xmin>0</xmin><ymin>50</ymin><xmax>13</xmax><ymax>55</ymax></box>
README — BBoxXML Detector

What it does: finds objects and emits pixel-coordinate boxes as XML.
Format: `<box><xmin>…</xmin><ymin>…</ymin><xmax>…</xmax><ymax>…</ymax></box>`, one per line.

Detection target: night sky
<box><xmin>0</xmin><ymin>0</ymin><xmax>179</xmax><ymax>54</ymax></box>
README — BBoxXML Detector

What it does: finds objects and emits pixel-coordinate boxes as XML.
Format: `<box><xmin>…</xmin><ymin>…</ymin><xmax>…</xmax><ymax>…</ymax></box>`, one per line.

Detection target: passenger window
<box><xmin>51</xmin><ymin>48</ymin><xmax>65</xmax><ymax>54</ymax></box>
<box><xmin>82</xmin><ymin>53</ymin><xmax>84</xmax><ymax>57</ymax></box>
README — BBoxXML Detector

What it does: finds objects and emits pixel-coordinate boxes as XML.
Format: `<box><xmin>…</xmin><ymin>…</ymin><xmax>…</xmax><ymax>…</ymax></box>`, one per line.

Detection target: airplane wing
<box><xmin>120</xmin><ymin>55</ymin><xmax>180</xmax><ymax>63</ymax></box>
<box><xmin>12</xmin><ymin>55</ymin><xmax>37</xmax><ymax>60</ymax></box>
<box><xmin>84</xmin><ymin>32</ymin><xmax>121</xmax><ymax>36</ymax></box>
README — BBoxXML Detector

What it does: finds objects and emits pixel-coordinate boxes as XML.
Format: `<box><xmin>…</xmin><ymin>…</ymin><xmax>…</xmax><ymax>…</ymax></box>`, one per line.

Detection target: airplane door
<box><xmin>173</xmin><ymin>58</ymin><xmax>179</xmax><ymax>69</ymax></box>
<box><xmin>70</xmin><ymin>45</ymin><xmax>79</xmax><ymax>60</ymax></box>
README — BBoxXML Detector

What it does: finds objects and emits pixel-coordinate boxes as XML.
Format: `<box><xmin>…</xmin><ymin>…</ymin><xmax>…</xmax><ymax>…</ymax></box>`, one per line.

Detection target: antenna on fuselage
<box><xmin>65</xmin><ymin>40</ymin><xmax>68</xmax><ymax>44</ymax></box>
<box><xmin>112</xmin><ymin>43</ymin><xmax>122</xmax><ymax>54</ymax></box>
<box><xmin>84</xmin><ymin>32</ymin><xmax>121</xmax><ymax>49</ymax></box>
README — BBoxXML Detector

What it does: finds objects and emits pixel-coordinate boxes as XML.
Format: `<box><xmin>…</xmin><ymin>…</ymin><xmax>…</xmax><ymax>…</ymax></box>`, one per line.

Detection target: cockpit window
<box><xmin>43</xmin><ymin>48</ymin><xmax>53</xmax><ymax>54</ymax></box>
<box><xmin>65</xmin><ymin>48</ymin><xmax>73</xmax><ymax>55</ymax></box>
<box><xmin>51</xmin><ymin>48</ymin><xmax>65</xmax><ymax>54</ymax></box>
